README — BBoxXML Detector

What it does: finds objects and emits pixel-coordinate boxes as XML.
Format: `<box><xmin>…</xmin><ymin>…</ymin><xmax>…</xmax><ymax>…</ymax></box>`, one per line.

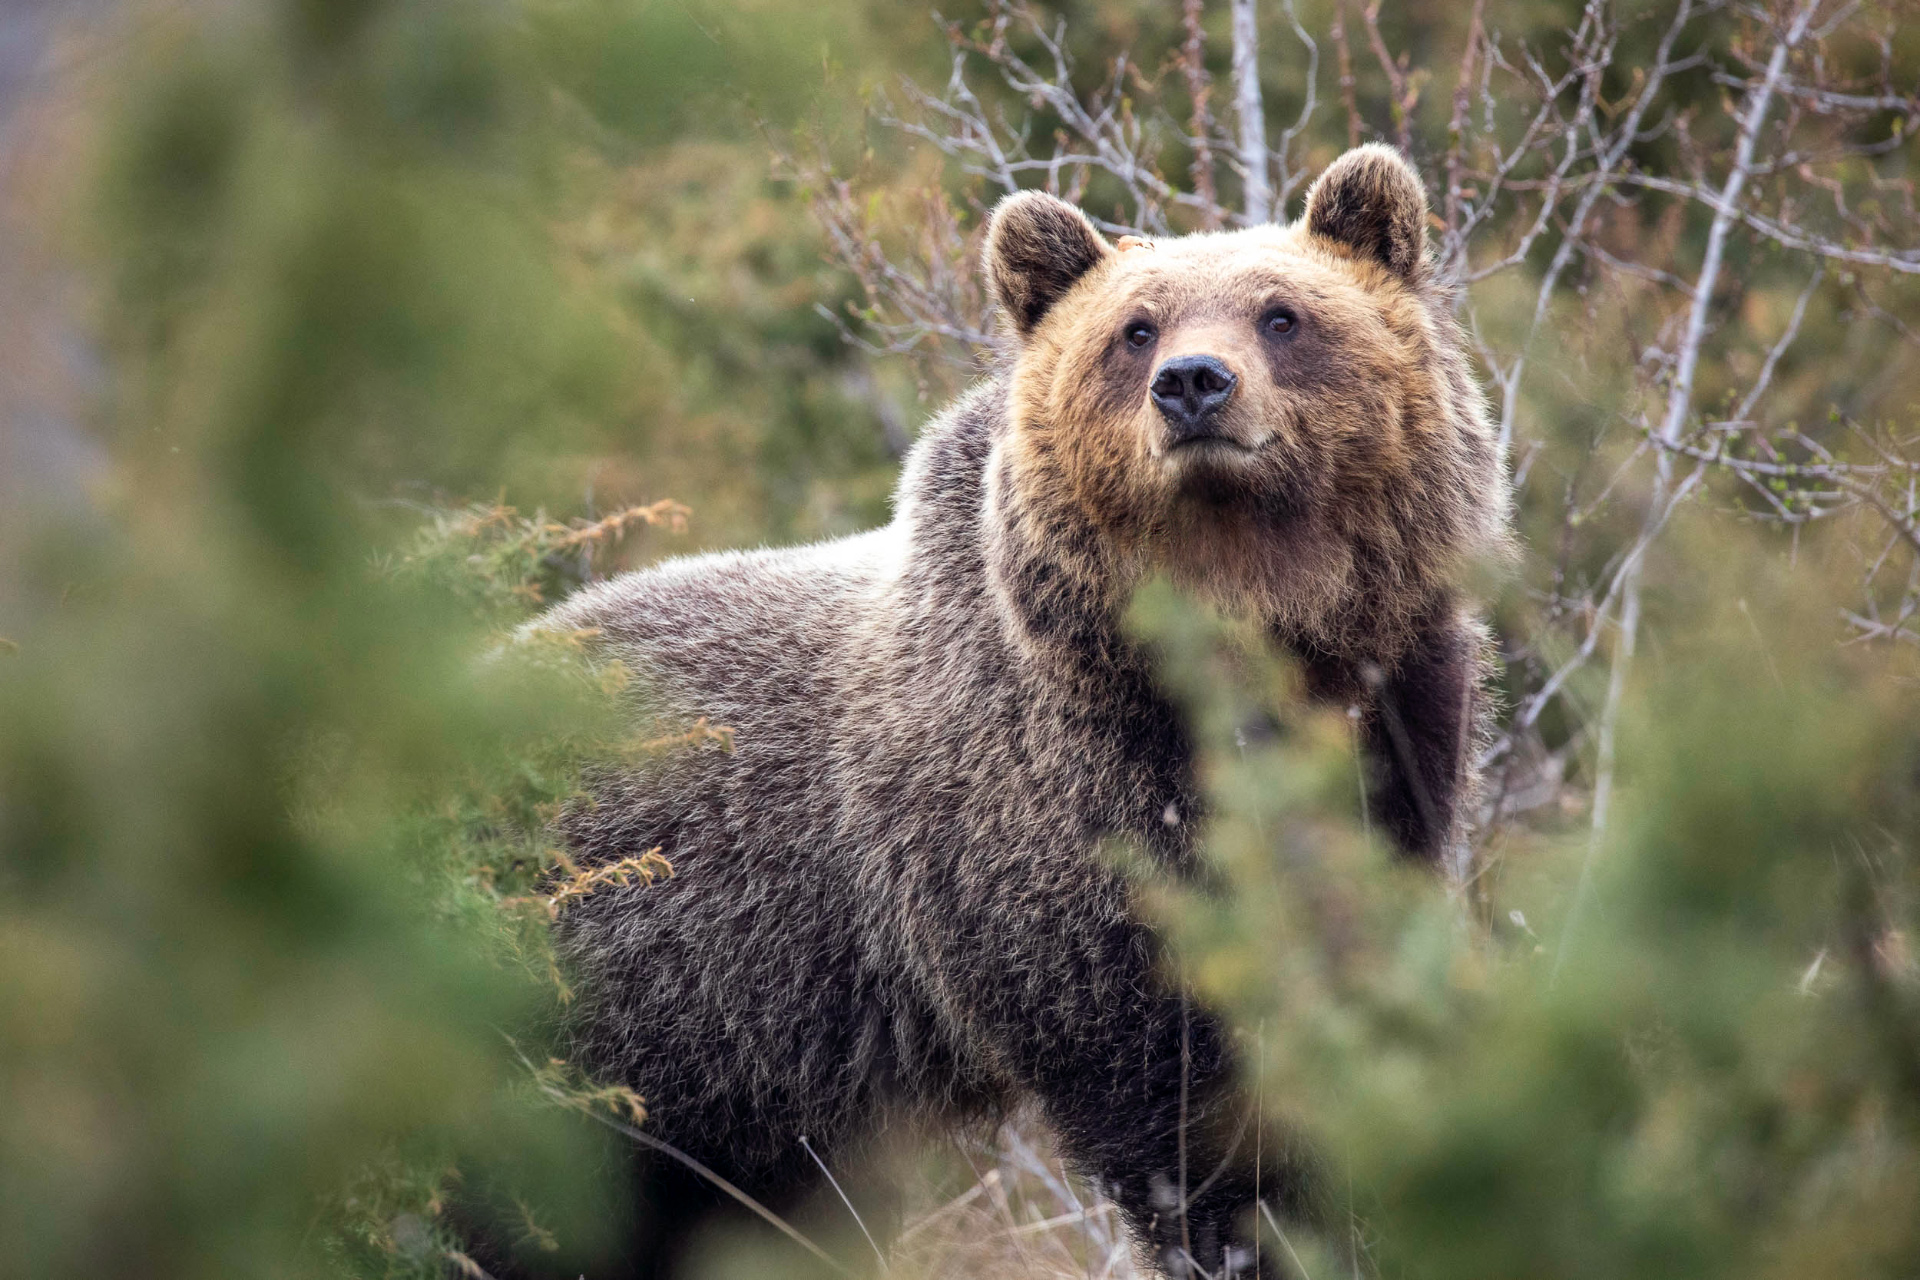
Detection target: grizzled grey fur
<box><xmin>495</xmin><ymin>146</ymin><xmax>1507</xmax><ymax>1279</ymax></box>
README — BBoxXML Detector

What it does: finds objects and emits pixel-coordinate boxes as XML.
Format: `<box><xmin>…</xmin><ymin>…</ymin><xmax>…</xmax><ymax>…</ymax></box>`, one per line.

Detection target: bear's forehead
<box><xmin>1098</xmin><ymin>227</ymin><xmax>1381</xmax><ymax>317</ymax></box>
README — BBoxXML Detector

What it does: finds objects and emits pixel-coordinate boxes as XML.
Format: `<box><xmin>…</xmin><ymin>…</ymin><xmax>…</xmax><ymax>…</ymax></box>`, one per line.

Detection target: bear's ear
<box><xmin>984</xmin><ymin>191</ymin><xmax>1113</xmax><ymax>337</ymax></box>
<box><xmin>1303</xmin><ymin>144</ymin><xmax>1431</xmax><ymax>283</ymax></box>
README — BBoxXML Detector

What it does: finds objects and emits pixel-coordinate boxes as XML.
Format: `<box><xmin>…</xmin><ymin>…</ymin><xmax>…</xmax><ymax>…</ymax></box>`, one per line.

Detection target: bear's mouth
<box><xmin>1160</xmin><ymin>434</ymin><xmax>1266</xmax><ymax>477</ymax></box>
<box><xmin>1162</xmin><ymin>436</ymin><xmax>1313</xmax><ymax>520</ymax></box>
<box><xmin>1167</xmin><ymin>435</ymin><xmax>1250</xmax><ymax>452</ymax></box>
<box><xmin>1162</xmin><ymin>433</ymin><xmax>1261</xmax><ymax>460</ymax></box>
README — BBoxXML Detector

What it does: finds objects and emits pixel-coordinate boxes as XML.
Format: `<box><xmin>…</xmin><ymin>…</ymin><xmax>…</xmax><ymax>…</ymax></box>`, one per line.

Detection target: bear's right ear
<box><xmin>1303</xmin><ymin>144</ymin><xmax>1432</xmax><ymax>283</ymax></box>
<box><xmin>984</xmin><ymin>191</ymin><xmax>1113</xmax><ymax>338</ymax></box>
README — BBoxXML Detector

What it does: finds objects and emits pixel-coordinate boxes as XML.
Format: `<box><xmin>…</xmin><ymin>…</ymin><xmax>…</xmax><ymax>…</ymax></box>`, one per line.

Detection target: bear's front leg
<box><xmin>1294</xmin><ymin>603</ymin><xmax>1485</xmax><ymax>864</ymax></box>
<box><xmin>905</xmin><ymin>861</ymin><xmax>1299</xmax><ymax>1278</ymax></box>
<box><xmin>1036</xmin><ymin>987</ymin><xmax>1293</xmax><ymax>1278</ymax></box>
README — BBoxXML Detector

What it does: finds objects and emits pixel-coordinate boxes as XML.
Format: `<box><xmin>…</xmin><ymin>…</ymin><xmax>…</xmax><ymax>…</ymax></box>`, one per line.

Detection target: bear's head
<box><xmin>982</xmin><ymin>145</ymin><xmax>1507</xmax><ymax>661</ymax></box>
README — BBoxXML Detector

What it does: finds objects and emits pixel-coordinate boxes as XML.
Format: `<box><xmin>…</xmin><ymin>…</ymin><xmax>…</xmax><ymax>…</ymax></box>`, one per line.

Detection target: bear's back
<box><xmin>541</xmin><ymin>529</ymin><xmax>901</xmax><ymax>721</ymax></box>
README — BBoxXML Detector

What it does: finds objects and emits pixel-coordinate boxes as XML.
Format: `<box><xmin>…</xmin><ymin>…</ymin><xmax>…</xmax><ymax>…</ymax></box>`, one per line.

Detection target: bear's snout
<box><xmin>1149</xmin><ymin>354</ymin><xmax>1238</xmax><ymax>443</ymax></box>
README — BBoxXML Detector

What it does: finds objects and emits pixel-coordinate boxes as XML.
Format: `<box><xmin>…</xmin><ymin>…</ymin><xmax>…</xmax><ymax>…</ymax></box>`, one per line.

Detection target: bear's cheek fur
<box><xmin>1007</xmin><ymin>326</ymin><xmax>1166</xmax><ymax>543</ymax></box>
<box><xmin>1250</xmin><ymin>304</ymin><xmax>1463</xmax><ymax>545</ymax></box>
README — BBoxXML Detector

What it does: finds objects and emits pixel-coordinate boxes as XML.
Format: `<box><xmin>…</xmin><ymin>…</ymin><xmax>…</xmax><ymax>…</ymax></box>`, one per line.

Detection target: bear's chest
<box><xmin>845</xmin><ymin>649</ymin><xmax>1198</xmax><ymax>872</ymax></box>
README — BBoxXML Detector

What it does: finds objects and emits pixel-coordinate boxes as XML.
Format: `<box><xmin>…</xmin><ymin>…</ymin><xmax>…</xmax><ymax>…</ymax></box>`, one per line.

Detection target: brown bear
<box><xmin>503</xmin><ymin>144</ymin><xmax>1507</xmax><ymax>1279</ymax></box>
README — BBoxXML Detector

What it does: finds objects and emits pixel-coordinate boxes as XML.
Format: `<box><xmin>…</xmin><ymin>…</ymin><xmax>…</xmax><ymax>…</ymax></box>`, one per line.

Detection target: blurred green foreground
<box><xmin>1</xmin><ymin>1</ymin><xmax>1917</xmax><ymax>1278</ymax></box>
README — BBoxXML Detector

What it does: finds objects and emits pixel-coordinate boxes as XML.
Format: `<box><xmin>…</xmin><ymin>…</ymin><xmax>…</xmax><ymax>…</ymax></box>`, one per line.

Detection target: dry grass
<box><xmin>878</xmin><ymin>1120</ymin><xmax>1150</xmax><ymax>1280</ymax></box>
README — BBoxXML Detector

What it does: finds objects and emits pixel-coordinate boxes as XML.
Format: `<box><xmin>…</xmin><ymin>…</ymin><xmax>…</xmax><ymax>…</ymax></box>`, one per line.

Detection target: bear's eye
<box><xmin>1123</xmin><ymin>321</ymin><xmax>1157</xmax><ymax>349</ymax></box>
<box><xmin>1263</xmin><ymin>310</ymin><xmax>1298</xmax><ymax>337</ymax></box>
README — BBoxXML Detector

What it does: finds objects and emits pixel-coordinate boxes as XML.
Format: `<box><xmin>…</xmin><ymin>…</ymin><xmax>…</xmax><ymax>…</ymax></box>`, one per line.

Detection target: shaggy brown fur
<box><xmin>480</xmin><ymin>146</ymin><xmax>1507</xmax><ymax>1279</ymax></box>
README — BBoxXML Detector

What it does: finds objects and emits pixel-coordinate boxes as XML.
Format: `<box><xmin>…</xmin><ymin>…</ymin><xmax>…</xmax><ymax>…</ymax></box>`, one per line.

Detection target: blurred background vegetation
<box><xmin>1</xmin><ymin>0</ymin><xmax>1917</xmax><ymax>1277</ymax></box>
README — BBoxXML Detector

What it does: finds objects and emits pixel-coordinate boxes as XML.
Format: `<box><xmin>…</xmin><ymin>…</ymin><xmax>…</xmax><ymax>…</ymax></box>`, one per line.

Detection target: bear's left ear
<box><xmin>1303</xmin><ymin>144</ymin><xmax>1431</xmax><ymax>283</ymax></box>
<box><xmin>984</xmin><ymin>191</ymin><xmax>1114</xmax><ymax>337</ymax></box>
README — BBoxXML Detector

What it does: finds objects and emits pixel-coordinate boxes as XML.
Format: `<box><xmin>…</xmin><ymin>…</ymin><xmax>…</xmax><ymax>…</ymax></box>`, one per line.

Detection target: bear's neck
<box><xmin>979</xmin><ymin>436</ymin><xmax>1144</xmax><ymax>680</ymax></box>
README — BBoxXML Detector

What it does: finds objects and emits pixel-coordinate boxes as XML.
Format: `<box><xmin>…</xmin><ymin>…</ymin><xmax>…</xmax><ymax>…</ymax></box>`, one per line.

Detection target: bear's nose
<box><xmin>1149</xmin><ymin>355</ymin><xmax>1238</xmax><ymax>441</ymax></box>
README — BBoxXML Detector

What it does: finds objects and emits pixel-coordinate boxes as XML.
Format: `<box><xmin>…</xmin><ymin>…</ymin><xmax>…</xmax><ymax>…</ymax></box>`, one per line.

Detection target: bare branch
<box><xmin>1230</xmin><ymin>0</ymin><xmax>1272</xmax><ymax>223</ymax></box>
<box><xmin>1331</xmin><ymin>0</ymin><xmax>1362</xmax><ymax>148</ymax></box>
<box><xmin>1180</xmin><ymin>0</ymin><xmax>1221</xmax><ymax>225</ymax></box>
